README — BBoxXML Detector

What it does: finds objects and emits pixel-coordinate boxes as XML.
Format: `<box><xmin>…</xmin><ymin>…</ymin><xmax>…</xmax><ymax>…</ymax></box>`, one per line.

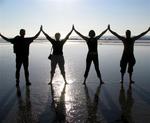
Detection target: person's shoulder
<box><xmin>25</xmin><ymin>37</ymin><xmax>34</xmax><ymax>42</ymax></box>
<box><xmin>94</xmin><ymin>37</ymin><xmax>98</xmax><ymax>40</ymax></box>
<box><xmin>13</xmin><ymin>36</ymin><xmax>21</xmax><ymax>42</ymax></box>
<box><xmin>60</xmin><ymin>39</ymin><xmax>65</xmax><ymax>42</ymax></box>
<box><xmin>10</xmin><ymin>36</ymin><xmax>20</xmax><ymax>44</ymax></box>
<box><xmin>14</xmin><ymin>35</ymin><xmax>20</xmax><ymax>39</ymax></box>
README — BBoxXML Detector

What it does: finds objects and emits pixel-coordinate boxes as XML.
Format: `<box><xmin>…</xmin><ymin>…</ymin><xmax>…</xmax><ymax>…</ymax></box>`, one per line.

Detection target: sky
<box><xmin>0</xmin><ymin>0</ymin><xmax>150</xmax><ymax>37</ymax></box>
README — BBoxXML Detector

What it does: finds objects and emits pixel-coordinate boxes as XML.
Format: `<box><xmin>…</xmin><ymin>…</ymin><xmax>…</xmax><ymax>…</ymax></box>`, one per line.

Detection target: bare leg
<box><xmin>58</xmin><ymin>56</ymin><xmax>67</xmax><ymax>84</ymax></box>
<box><xmin>120</xmin><ymin>57</ymin><xmax>127</xmax><ymax>84</ymax></box>
<box><xmin>83</xmin><ymin>54</ymin><xmax>92</xmax><ymax>85</ymax></box>
<box><xmin>93</xmin><ymin>54</ymin><xmax>104</xmax><ymax>84</ymax></box>
<box><xmin>128</xmin><ymin>61</ymin><xmax>135</xmax><ymax>84</ymax></box>
<box><xmin>49</xmin><ymin>57</ymin><xmax>57</xmax><ymax>85</ymax></box>
<box><xmin>120</xmin><ymin>73</ymin><xmax>124</xmax><ymax>83</ymax></box>
<box><xmin>61</xmin><ymin>72</ymin><xmax>67</xmax><ymax>84</ymax></box>
<box><xmin>23</xmin><ymin>57</ymin><xmax>31</xmax><ymax>86</ymax></box>
<box><xmin>83</xmin><ymin>77</ymin><xmax>87</xmax><ymax>85</ymax></box>
<box><xmin>16</xmin><ymin>56</ymin><xmax>22</xmax><ymax>86</ymax></box>
<box><xmin>49</xmin><ymin>72</ymin><xmax>54</xmax><ymax>85</ymax></box>
<box><xmin>129</xmin><ymin>73</ymin><xmax>134</xmax><ymax>84</ymax></box>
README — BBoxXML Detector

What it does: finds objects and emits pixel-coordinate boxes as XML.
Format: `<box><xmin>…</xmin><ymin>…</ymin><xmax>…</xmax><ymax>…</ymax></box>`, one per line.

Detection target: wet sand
<box><xmin>0</xmin><ymin>41</ymin><xmax>150</xmax><ymax>123</ymax></box>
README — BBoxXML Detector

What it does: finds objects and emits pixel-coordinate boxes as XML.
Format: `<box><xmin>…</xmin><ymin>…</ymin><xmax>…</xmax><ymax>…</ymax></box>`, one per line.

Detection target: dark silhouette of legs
<box><xmin>16</xmin><ymin>56</ymin><xmax>23</xmax><ymax>86</ymax></box>
<box><xmin>49</xmin><ymin>55</ymin><xmax>67</xmax><ymax>84</ymax></box>
<box><xmin>83</xmin><ymin>53</ymin><xmax>104</xmax><ymax>84</ymax></box>
<box><xmin>23</xmin><ymin>56</ymin><xmax>31</xmax><ymax>85</ymax></box>
<box><xmin>93</xmin><ymin>55</ymin><xmax>104</xmax><ymax>84</ymax></box>
<box><xmin>120</xmin><ymin>55</ymin><xmax>136</xmax><ymax>84</ymax></box>
<box><xmin>128</xmin><ymin>58</ymin><xmax>136</xmax><ymax>84</ymax></box>
<box><xmin>121</xmin><ymin>73</ymin><xmax>125</xmax><ymax>83</ymax></box>
<box><xmin>49</xmin><ymin>58</ymin><xmax>57</xmax><ymax>84</ymax></box>
<box><xmin>58</xmin><ymin>56</ymin><xmax>67</xmax><ymax>84</ymax></box>
<box><xmin>16</xmin><ymin>56</ymin><xmax>31</xmax><ymax>86</ymax></box>
<box><xmin>120</xmin><ymin>58</ymin><xmax>127</xmax><ymax>83</ymax></box>
<box><xmin>129</xmin><ymin>73</ymin><xmax>134</xmax><ymax>84</ymax></box>
<box><xmin>83</xmin><ymin>54</ymin><xmax>92</xmax><ymax>84</ymax></box>
<box><xmin>84</xmin><ymin>53</ymin><xmax>104</xmax><ymax>84</ymax></box>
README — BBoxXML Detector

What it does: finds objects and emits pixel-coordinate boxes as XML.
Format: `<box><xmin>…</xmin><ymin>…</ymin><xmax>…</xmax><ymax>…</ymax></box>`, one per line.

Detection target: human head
<box><xmin>89</xmin><ymin>30</ymin><xmax>95</xmax><ymax>38</ymax></box>
<box><xmin>20</xmin><ymin>29</ymin><xmax>26</xmax><ymax>37</ymax></box>
<box><xmin>126</xmin><ymin>30</ymin><xmax>131</xmax><ymax>38</ymax></box>
<box><xmin>55</xmin><ymin>33</ymin><xmax>61</xmax><ymax>41</ymax></box>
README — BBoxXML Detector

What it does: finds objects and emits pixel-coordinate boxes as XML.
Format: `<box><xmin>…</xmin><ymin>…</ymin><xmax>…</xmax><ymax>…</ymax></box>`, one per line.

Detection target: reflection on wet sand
<box><xmin>0</xmin><ymin>43</ymin><xmax>150</xmax><ymax>122</ymax></box>
<box><xmin>50</xmin><ymin>84</ymin><xmax>67</xmax><ymax>123</ymax></box>
<box><xmin>119</xmin><ymin>84</ymin><xmax>134</xmax><ymax>123</ymax></box>
<box><xmin>84</xmin><ymin>84</ymin><xmax>102</xmax><ymax>122</ymax></box>
<box><xmin>16</xmin><ymin>86</ymin><xmax>34</xmax><ymax>123</ymax></box>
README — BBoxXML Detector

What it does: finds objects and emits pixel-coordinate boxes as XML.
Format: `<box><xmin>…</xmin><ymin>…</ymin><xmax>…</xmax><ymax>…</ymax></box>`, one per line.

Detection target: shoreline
<box><xmin>1</xmin><ymin>41</ymin><xmax>150</xmax><ymax>46</ymax></box>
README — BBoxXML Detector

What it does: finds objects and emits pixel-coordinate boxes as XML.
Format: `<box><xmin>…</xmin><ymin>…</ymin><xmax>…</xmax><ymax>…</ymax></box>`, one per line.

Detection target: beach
<box><xmin>0</xmin><ymin>40</ymin><xmax>150</xmax><ymax>123</ymax></box>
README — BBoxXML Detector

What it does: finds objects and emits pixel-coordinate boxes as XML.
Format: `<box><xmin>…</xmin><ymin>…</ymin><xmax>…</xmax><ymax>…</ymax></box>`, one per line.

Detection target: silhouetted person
<box><xmin>0</xmin><ymin>26</ymin><xmax>42</xmax><ymax>86</ymax></box>
<box><xmin>84</xmin><ymin>84</ymin><xmax>102</xmax><ymax>122</ymax></box>
<box><xmin>50</xmin><ymin>84</ymin><xmax>67</xmax><ymax>123</ymax></box>
<box><xmin>73</xmin><ymin>26</ymin><xmax>108</xmax><ymax>84</ymax></box>
<box><xmin>119</xmin><ymin>84</ymin><xmax>134</xmax><ymax>123</ymax></box>
<box><xmin>41</xmin><ymin>26</ymin><xmax>73</xmax><ymax>84</ymax></box>
<box><xmin>108</xmin><ymin>25</ymin><xmax>150</xmax><ymax>84</ymax></box>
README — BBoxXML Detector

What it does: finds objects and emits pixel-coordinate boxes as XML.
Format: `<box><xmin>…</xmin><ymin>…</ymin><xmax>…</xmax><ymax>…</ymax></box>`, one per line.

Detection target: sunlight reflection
<box><xmin>51</xmin><ymin>80</ymin><xmax>86</xmax><ymax>122</ymax></box>
<box><xmin>49</xmin><ymin>60</ymin><xmax>85</xmax><ymax>122</ymax></box>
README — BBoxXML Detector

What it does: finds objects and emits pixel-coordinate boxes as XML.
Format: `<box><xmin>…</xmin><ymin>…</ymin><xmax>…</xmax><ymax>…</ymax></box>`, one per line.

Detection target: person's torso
<box><xmin>52</xmin><ymin>41</ymin><xmax>64</xmax><ymax>55</ymax></box>
<box><xmin>123</xmin><ymin>38</ymin><xmax>135</xmax><ymax>56</ymax></box>
<box><xmin>13</xmin><ymin>36</ymin><xmax>32</xmax><ymax>56</ymax></box>
<box><xmin>87</xmin><ymin>38</ymin><xmax>98</xmax><ymax>53</ymax></box>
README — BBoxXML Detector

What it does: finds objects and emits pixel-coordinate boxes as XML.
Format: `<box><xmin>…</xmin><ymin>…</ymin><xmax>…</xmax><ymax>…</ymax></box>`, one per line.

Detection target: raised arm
<box><xmin>30</xmin><ymin>26</ymin><xmax>42</xmax><ymax>40</ymax></box>
<box><xmin>132</xmin><ymin>27</ymin><xmax>150</xmax><ymax>40</ymax></box>
<box><xmin>62</xmin><ymin>25</ymin><xmax>74</xmax><ymax>43</ymax></box>
<box><xmin>96</xmin><ymin>28</ymin><xmax>108</xmax><ymax>40</ymax></box>
<box><xmin>41</xmin><ymin>27</ymin><xmax>55</xmax><ymax>44</ymax></box>
<box><xmin>0</xmin><ymin>33</ymin><xmax>14</xmax><ymax>43</ymax></box>
<box><xmin>73</xmin><ymin>26</ymin><xmax>88</xmax><ymax>41</ymax></box>
<box><xmin>108</xmin><ymin>25</ymin><xmax>125</xmax><ymax>40</ymax></box>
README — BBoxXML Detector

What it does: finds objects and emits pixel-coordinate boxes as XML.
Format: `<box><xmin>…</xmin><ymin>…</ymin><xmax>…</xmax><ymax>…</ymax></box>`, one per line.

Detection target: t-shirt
<box><xmin>11</xmin><ymin>36</ymin><xmax>33</xmax><ymax>56</ymax></box>
<box><xmin>52</xmin><ymin>41</ymin><xmax>64</xmax><ymax>55</ymax></box>
<box><xmin>50</xmin><ymin>40</ymin><xmax>65</xmax><ymax>55</ymax></box>
<box><xmin>86</xmin><ymin>38</ymin><xmax>98</xmax><ymax>53</ymax></box>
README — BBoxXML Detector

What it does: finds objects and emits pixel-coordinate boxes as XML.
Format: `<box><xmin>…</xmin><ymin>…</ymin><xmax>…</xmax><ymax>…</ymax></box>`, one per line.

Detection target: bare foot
<box><xmin>65</xmin><ymin>81</ymin><xmax>68</xmax><ymax>84</ymax></box>
<box><xmin>83</xmin><ymin>81</ymin><xmax>86</xmax><ymax>85</ymax></box>
<box><xmin>83</xmin><ymin>78</ymin><xmax>86</xmax><ymax>85</ymax></box>
<box><xmin>100</xmin><ymin>80</ymin><xmax>104</xmax><ymax>84</ymax></box>
<box><xmin>120</xmin><ymin>80</ymin><xmax>124</xmax><ymax>84</ymax></box>
<box><xmin>130</xmin><ymin>80</ymin><xmax>135</xmax><ymax>84</ymax></box>
<box><xmin>48</xmin><ymin>80</ymin><xmax>52</xmax><ymax>85</ymax></box>
<box><xmin>26</xmin><ymin>82</ymin><xmax>31</xmax><ymax>86</ymax></box>
<box><xmin>16</xmin><ymin>80</ymin><xmax>19</xmax><ymax>87</ymax></box>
